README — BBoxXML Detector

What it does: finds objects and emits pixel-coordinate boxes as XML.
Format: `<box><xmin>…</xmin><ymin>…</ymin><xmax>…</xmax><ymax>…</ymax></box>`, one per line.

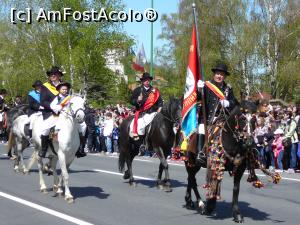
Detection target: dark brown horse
<box><xmin>118</xmin><ymin>97</ymin><xmax>182</xmax><ymax>191</ymax></box>
<box><xmin>183</xmin><ymin>100</ymin><xmax>280</xmax><ymax>223</ymax></box>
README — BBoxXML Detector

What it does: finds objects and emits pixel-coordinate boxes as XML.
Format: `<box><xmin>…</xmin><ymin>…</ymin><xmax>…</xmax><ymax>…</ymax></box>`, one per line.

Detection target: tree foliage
<box><xmin>0</xmin><ymin>0</ymin><xmax>133</xmax><ymax>106</ymax></box>
<box><xmin>157</xmin><ymin>0</ymin><xmax>300</xmax><ymax>103</ymax></box>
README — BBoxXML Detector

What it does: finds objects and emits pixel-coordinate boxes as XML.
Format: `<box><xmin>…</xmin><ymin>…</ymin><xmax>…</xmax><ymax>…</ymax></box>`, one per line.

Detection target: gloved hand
<box><xmin>39</xmin><ymin>106</ymin><xmax>44</xmax><ymax>110</ymax></box>
<box><xmin>53</xmin><ymin>105</ymin><xmax>63</xmax><ymax>114</ymax></box>
<box><xmin>197</xmin><ymin>80</ymin><xmax>205</xmax><ymax>89</ymax></box>
<box><xmin>220</xmin><ymin>99</ymin><xmax>230</xmax><ymax>108</ymax></box>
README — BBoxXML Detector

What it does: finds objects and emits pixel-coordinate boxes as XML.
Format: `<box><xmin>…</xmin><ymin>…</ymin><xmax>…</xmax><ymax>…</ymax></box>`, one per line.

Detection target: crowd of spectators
<box><xmin>83</xmin><ymin>104</ymin><xmax>134</xmax><ymax>155</ymax></box>
<box><xmin>252</xmin><ymin>102</ymin><xmax>300</xmax><ymax>173</ymax></box>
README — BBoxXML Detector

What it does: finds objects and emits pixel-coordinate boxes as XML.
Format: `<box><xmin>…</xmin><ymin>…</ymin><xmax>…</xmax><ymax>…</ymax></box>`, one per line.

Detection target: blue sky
<box><xmin>122</xmin><ymin>0</ymin><xmax>179</xmax><ymax>62</ymax></box>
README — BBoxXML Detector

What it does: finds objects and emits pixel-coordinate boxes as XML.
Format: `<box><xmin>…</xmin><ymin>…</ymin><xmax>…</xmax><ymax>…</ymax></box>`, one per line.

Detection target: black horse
<box><xmin>118</xmin><ymin>97</ymin><xmax>182</xmax><ymax>191</ymax></box>
<box><xmin>184</xmin><ymin>100</ymin><xmax>280</xmax><ymax>222</ymax></box>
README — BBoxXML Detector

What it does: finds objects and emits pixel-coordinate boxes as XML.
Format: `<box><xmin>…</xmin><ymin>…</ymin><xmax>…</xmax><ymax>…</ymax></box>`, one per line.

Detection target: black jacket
<box><xmin>198</xmin><ymin>80</ymin><xmax>238</xmax><ymax>125</ymax></box>
<box><xmin>27</xmin><ymin>91</ymin><xmax>41</xmax><ymax>116</ymax></box>
<box><xmin>40</xmin><ymin>82</ymin><xmax>59</xmax><ymax>120</ymax></box>
<box><xmin>130</xmin><ymin>85</ymin><xmax>163</xmax><ymax>113</ymax></box>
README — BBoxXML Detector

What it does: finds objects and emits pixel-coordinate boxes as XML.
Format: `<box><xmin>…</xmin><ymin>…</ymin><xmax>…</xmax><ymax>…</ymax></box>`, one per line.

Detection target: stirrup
<box><xmin>197</xmin><ymin>151</ymin><xmax>207</xmax><ymax>163</ymax></box>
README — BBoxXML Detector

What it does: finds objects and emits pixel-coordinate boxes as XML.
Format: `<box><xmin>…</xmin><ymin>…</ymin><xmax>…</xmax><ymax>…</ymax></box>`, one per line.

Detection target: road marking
<box><xmin>0</xmin><ymin>191</ymin><xmax>94</xmax><ymax>225</ymax></box>
<box><xmin>93</xmin><ymin>169</ymin><xmax>156</xmax><ymax>181</ymax></box>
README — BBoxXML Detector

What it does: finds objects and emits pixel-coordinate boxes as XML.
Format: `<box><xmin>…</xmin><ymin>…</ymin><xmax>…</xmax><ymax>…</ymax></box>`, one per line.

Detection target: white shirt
<box><xmin>103</xmin><ymin>118</ymin><xmax>114</xmax><ymax>137</ymax></box>
<box><xmin>50</xmin><ymin>94</ymin><xmax>68</xmax><ymax>114</ymax></box>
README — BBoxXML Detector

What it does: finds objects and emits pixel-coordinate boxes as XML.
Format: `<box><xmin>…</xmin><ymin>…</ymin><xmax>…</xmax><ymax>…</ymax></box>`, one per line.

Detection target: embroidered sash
<box><xmin>205</xmin><ymin>81</ymin><xmax>225</xmax><ymax>100</ymax></box>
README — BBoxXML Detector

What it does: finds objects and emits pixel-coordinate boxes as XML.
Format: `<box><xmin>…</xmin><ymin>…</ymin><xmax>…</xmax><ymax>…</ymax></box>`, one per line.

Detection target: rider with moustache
<box><xmin>197</xmin><ymin>63</ymin><xmax>238</xmax><ymax>159</ymax></box>
<box><xmin>130</xmin><ymin>72</ymin><xmax>163</xmax><ymax>140</ymax></box>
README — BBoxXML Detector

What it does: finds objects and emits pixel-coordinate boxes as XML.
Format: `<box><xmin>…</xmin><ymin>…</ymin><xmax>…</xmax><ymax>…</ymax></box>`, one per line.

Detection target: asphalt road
<box><xmin>0</xmin><ymin>144</ymin><xmax>299</xmax><ymax>225</ymax></box>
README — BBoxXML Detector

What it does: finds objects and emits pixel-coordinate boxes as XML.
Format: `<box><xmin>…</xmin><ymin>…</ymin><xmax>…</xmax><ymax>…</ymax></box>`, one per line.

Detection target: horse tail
<box><xmin>7</xmin><ymin>130</ymin><xmax>14</xmax><ymax>153</ymax></box>
<box><xmin>118</xmin><ymin>117</ymin><xmax>131</xmax><ymax>173</ymax></box>
<box><xmin>118</xmin><ymin>150</ymin><xmax>126</xmax><ymax>173</ymax></box>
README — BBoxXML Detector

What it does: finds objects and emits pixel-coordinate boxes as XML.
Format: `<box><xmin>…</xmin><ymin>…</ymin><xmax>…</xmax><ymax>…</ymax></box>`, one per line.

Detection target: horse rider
<box><xmin>39</xmin><ymin>66</ymin><xmax>64</xmax><ymax>158</ymax></box>
<box><xmin>197</xmin><ymin>62</ymin><xmax>238</xmax><ymax>159</ymax></box>
<box><xmin>50</xmin><ymin>82</ymin><xmax>87</xmax><ymax>158</ymax></box>
<box><xmin>27</xmin><ymin>80</ymin><xmax>44</xmax><ymax>139</ymax></box>
<box><xmin>130</xmin><ymin>72</ymin><xmax>163</xmax><ymax>140</ymax></box>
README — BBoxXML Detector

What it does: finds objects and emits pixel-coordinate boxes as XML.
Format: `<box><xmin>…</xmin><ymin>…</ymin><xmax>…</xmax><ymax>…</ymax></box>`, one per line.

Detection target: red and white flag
<box><xmin>181</xmin><ymin>26</ymin><xmax>201</xmax><ymax>137</ymax></box>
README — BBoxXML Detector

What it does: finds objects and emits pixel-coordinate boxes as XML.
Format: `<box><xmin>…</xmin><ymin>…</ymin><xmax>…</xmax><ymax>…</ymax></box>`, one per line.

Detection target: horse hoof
<box><xmin>66</xmin><ymin>197</ymin><xmax>74</xmax><ymax>204</ymax></box>
<box><xmin>185</xmin><ymin>201</ymin><xmax>195</xmax><ymax>210</ymax></box>
<box><xmin>41</xmin><ymin>188</ymin><xmax>48</xmax><ymax>194</ymax></box>
<box><xmin>129</xmin><ymin>182</ymin><xmax>137</xmax><ymax>187</ymax></box>
<box><xmin>233</xmin><ymin>214</ymin><xmax>244</xmax><ymax>223</ymax></box>
<box><xmin>164</xmin><ymin>186</ymin><xmax>172</xmax><ymax>192</ymax></box>
<box><xmin>123</xmin><ymin>171</ymin><xmax>130</xmax><ymax>180</ymax></box>
<box><xmin>198</xmin><ymin>201</ymin><xmax>205</xmax><ymax>214</ymax></box>
<box><xmin>157</xmin><ymin>184</ymin><xmax>164</xmax><ymax>190</ymax></box>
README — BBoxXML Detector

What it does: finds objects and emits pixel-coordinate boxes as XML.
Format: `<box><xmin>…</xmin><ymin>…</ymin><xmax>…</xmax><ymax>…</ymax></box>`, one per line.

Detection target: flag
<box><xmin>181</xmin><ymin>26</ymin><xmax>200</xmax><ymax>138</ymax></box>
<box><xmin>132</xmin><ymin>44</ymin><xmax>147</xmax><ymax>72</ymax></box>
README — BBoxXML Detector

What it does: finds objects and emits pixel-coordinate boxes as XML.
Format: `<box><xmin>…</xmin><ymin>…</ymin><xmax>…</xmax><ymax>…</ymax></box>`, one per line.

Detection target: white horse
<box><xmin>7</xmin><ymin>114</ymin><xmax>31</xmax><ymax>173</ymax></box>
<box><xmin>31</xmin><ymin>94</ymin><xmax>85</xmax><ymax>203</ymax></box>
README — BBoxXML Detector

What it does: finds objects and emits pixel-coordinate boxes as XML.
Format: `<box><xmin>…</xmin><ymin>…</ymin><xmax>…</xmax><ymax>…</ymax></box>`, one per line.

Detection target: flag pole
<box><xmin>192</xmin><ymin>3</ymin><xmax>208</xmax><ymax>148</ymax></box>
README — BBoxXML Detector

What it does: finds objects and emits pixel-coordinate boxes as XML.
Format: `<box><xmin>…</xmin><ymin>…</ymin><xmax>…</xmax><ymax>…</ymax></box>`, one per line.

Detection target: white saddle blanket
<box><xmin>129</xmin><ymin>112</ymin><xmax>157</xmax><ymax>137</ymax></box>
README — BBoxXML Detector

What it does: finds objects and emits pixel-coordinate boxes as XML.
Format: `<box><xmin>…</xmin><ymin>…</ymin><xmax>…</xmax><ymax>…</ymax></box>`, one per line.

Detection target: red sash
<box><xmin>133</xmin><ymin>88</ymin><xmax>160</xmax><ymax>135</ymax></box>
<box><xmin>205</xmin><ymin>81</ymin><xmax>225</xmax><ymax>100</ymax></box>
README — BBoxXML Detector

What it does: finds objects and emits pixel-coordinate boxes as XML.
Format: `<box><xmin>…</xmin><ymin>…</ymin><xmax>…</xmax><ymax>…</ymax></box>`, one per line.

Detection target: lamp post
<box><xmin>150</xmin><ymin>0</ymin><xmax>154</xmax><ymax>80</ymax></box>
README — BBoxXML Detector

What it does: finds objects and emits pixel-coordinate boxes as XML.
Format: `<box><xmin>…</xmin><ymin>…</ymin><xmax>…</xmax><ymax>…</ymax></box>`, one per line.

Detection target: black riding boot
<box><xmin>197</xmin><ymin>134</ymin><xmax>206</xmax><ymax>163</ymax></box>
<box><xmin>76</xmin><ymin>134</ymin><xmax>87</xmax><ymax>158</ymax></box>
<box><xmin>28</xmin><ymin>129</ymin><xmax>32</xmax><ymax>138</ymax></box>
<box><xmin>39</xmin><ymin>135</ymin><xmax>49</xmax><ymax>158</ymax></box>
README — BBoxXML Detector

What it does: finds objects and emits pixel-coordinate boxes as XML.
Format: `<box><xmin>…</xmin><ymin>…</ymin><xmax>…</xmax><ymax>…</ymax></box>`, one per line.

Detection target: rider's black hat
<box><xmin>56</xmin><ymin>82</ymin><xmax>71</xmax><ymax>91</ymax></box>
<box><xmin>140</xmin><ymin>72</ymin><xmax>153</xmax><ymax>81</ymax></box>
<box><xmin>32</xmin><ymin>80</ymin><xmax>43</xmax><ymax>88</ymax></box>
<box><xmin>211</xmin><ymin>63</ymin><xmax>230</xmax><ymax>76</ymax></box>
<box><xmin>46</xmin><ymin>66</ymin><xmax>65</xmax><ymax>77</ymax></box>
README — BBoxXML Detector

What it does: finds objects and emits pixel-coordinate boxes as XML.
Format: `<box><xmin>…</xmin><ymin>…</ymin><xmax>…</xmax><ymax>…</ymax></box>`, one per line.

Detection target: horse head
<box><xmin>63</xmin><ymin>94</ymin><xmax>85</xmax><ymax>123</ymax></box>
<box><xmin>233</xmin><ymin>100</ymin><xmax>259</xmax><ymax>149</ymax></box>
<box><xmin>162</xmin><ymin>96</ymin><xmax>182</xmax><ymax>126</ymax></box>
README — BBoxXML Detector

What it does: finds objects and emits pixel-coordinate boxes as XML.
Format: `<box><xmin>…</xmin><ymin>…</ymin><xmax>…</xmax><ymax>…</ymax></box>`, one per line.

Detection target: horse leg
<box><xmin>156</xmin><ymin>147</ymin><xmax>172</xmax><ymax>192</ymax></box>
<box><xmin>232</xmin><ymin>165</ymin><xmax>246</xmax><ymax>223</ymax></box>
<box><xmin>157</xmin><ymin>163</ymin><xmax>164</xmax><ymax>189</ymax></box>
<box><xmin>19</xmin><ymin>148</ymin><xmax>27</xmax><ymax>174</ymax></box>
<box><xmin>51</xmin><ymin>157</ymin><xmax>63</xmax><ymax>196</ymax></box>
<box><xmin>127</xmin><ymin>155</ymin><xmax>136</xmax><ymax>187</ymax></box>
<box><xmin>184</xmin><ymin>163</ymin><xmax>195</xmax><ymax>210</ymax></box>
<box><xmin>25</xmin><ymin>150</ymin><xmax>37</xmax><ymax>174</ymax></box>
<box><xmin>37</xmin><ymin>155</ymin><xmax>47</xmax><ymax>193</ymax></box>
<box><xmin>190</xmin><ymin>165</ymin><xmax>205</xmax><ymax>214</ymax></box>
<box><xmin>57</xmin><ymin>151</ymin><xmax>74</xmax><ymax>203</ymax></box>
<box><xmin>13</xmin><ymin>141</ymin><xmax>22</xmax><ymax>172</ymax></box>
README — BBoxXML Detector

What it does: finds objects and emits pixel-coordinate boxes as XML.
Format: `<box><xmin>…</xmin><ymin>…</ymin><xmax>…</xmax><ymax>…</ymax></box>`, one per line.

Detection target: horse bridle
<box><xmin>161</xmin><ymin>104</ymin><xmax>181</xmax><ymax>127</ymax></box>
<box><xmin>62</xmin><ymin>101</ymin><xmax>85</xmax><ymax>122</ymax></box>
<box><xmin>219</xmin><ymin>104</ymin><xmax>253</xmax><ymax>143</ymax></box>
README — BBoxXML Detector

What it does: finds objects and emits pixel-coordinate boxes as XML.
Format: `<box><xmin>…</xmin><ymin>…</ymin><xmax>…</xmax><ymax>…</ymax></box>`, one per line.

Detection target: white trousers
<box><xmin>78</xmin><ymin>122</ymin><xmax>87</xmax><ymax>136</ymax></box>
<box><xmin>129</xmin><ymin>112</ymin><xmax>157</xmax><ymax>137</ymax></box>
<box><xmin>41</xmin><ymin>115</ymin><xmax>59</xmax><ymax>136</ymax></box>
